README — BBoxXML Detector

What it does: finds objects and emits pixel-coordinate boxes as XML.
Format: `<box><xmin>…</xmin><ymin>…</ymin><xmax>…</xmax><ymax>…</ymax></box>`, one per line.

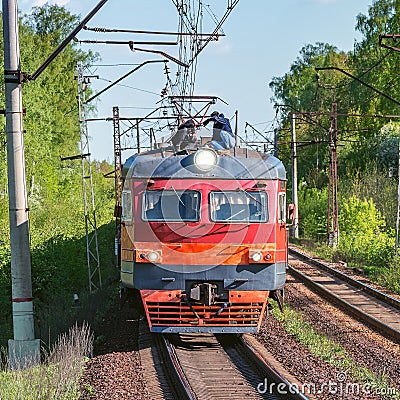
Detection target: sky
<box><xmin>10</xmin><ymin>0</ymin><xmax>373</xmax><ymax>161</ymax></box>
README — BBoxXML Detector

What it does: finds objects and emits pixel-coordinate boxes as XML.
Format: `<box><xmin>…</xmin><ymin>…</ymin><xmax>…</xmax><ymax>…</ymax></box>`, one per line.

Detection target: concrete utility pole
<box><xmin>112</xmin><ymin>106</ymin><xmax>122</xmax><ymax>271</ymax></box>
<box><xmin>290</xmin><ymin>113</ymin><xmax>299</xmax><ymax>239</ymax></box>
<box><xmin>2</xmin><ymin>0</ymin><xmax>108</xmax><ymax>367</ymax></box>
<box><xmin>2</xmin><ymin>0</ymin><xmax>40</xmax><ymax>368</ymax></box>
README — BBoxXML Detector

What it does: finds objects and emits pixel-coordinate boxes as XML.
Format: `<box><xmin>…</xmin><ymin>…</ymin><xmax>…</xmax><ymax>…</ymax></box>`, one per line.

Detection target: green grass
<box><xmin>0</xmin><ymin>219</ymin><xmax>118</xmax><ymax>349</ymax></box>
<box><xmin>368</xmin><ymin>266</ymin><xmax>400</xmax><ymax>295</ymax></box>
<box><xmin>0</xmin><ymin>324</ymin><xmax>92</xmax><ymax>400</ymax></box>
<box><xmin>271</xmin><ymin>300</ymin><xmax>400</xmax><ymax>398</ymax></box>
<box><xmin>0</xmin><ymin>362</ymin><xmax>83</xmax><ymax>400</ymax></box>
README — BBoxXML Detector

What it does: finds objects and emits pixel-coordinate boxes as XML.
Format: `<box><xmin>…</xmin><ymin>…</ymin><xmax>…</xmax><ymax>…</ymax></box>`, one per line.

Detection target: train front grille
<box><xmin>140</xmin><ymin>290</ymin><xmax>269</xmax><ymax>331</ymax></box>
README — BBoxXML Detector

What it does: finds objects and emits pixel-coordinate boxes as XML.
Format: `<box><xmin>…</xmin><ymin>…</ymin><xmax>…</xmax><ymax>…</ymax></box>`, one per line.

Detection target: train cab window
<box><xmin>210</xmin><ymin>191</ymin><xmax>268</xmax><ymax>222</ymax></box>
<box><xmin>278</xmin><ymin>193</ymin><xmax>286</xmax><ymax>223</ymax></box>
<box><xmin>122</xmin><ymin>190</ymin><xmax>133</xmax><ymax>222</ymax></box>
<box><xmin>143</xmin><ymin>190</ymin><xmax>201</xmax><ymax>222</ymax></box>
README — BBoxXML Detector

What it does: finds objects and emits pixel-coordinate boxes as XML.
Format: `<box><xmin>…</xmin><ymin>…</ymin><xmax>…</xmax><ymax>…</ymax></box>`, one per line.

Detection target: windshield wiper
<box><xmin>226</xmin><ymin>209</ymin><xmax>245</xmax><ymax>221</ymax></box>
<box><xmin>170</xmin><ymin>186</ymin><xmax>187</xmax><ymax>208</ymax></box>
<box><xmin>238</xmin><ymin>187</ymin><xmax>265</xmax><ymax>208</ymax></box>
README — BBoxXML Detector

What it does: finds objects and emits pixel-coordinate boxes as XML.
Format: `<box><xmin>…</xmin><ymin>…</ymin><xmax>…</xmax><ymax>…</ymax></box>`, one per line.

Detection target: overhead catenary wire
<box><xmin>85</xmin><ymin>60</ymin><xmax>166</xmax><ymax>104</ymax></box>
<box><xmin>316</xmin><ymin>66</ymin><xmax>400</xmax><ymax>107</ymax></box>
<box><xmin>83</xmin><ymin>25</ymin><xmax>224</xmax><ymax>37</ymax></box>
<box><xmin>91</xmin><ymin>63</ymin><xmax>142</xmax><ymax>67</ymax></box>
<box><xmin>317</xmin><ymin>49</ymin><xmax>394</xmax><ymax>92</ymax></box>
<box><xmin>76</xmin><ymin>2</ymin><xmax>241</xmax><ymax>161</ymax></box>
<box><xmin>97</xmin><ymin>77</ymin><xmax>161</xmax><ymax>96</ymax></box>
<box><xmin>165</xmin><ymin>1</ymin><xmax>239</xmax><ymax>115</ymax></box>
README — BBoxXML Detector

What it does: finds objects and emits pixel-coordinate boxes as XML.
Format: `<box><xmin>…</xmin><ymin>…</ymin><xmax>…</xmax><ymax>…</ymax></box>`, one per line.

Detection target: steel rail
<box><xmin>138</xmin><ymin>319</ymin><xmax>194</xmax><ymax>400</ymax></box>
<box><xmin>158</xmin><ymin>334</ymin><xmax>197</xmax><ymax>400</ymax></box>
<box><xmin>288</xmin><ymin>248</ymin><xmax>400</xmax><ymax>342</ymax></box>
<box><xmin>235</xmin><ymin>335</ymin><xmax>310</xmax><ymax>400</ymax></box>
<box><xmin>161</xmin><ymin>332</ymin><xmax>307</xmax><ymax>399</ymax></box>
<box><xmin>289</xmin><ymin>247</ymin><xmax>400</xmax><ymax>311</ymax></box>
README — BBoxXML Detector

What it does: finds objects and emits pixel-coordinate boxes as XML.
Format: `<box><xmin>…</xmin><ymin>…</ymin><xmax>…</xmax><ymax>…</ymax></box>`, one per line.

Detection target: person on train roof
<box><xmin>178</xmin><ymin>119</ymin><xmax>195</xmax><ymax>130</ymax></box>
<box><xmin>203</xmin><ymin>111</ymin><xmax>235</xmax><ymax>150</ymax></box>
<box><xmin>171</xmin><ymin>118</ymin><xmax>197</xmax><ymax>150</ymax></box>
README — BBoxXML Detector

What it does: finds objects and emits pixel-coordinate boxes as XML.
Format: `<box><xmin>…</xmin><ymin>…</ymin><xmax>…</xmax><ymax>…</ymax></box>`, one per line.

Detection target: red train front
<box><xmin>119</xmin><ymin>146</ymin><xmax>288</xmax><ymax>333</ymax></box>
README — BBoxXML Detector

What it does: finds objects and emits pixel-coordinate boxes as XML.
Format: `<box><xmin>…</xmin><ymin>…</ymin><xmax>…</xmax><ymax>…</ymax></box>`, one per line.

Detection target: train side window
<box><xmin>278</xmin><ymin>193</ymin><xmax>286</xmax><ymax>223</ymax></box>
<box><xmin>122</xmin><ymin>190</ymin><xmax>133</xmax><ymax>222</ymax></box>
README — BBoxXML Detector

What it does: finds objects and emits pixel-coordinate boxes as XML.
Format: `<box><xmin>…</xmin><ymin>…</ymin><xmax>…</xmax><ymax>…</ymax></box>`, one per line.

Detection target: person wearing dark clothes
<box><xmin>171</xmin><ymin>119</ymin><xmax>197</xmax><ymax>150</ymax></box>
<box><xmin>203</xmin><ymin>111</ymin><xmax>235</xmax><ymax>150</ymax></box>
<box><xmin>178</xmin><ymin>119</ymin><xmax>196</xmax><ymax>130</ymax></box>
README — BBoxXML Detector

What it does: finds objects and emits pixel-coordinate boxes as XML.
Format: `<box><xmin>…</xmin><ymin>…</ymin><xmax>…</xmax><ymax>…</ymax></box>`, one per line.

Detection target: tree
<box><xmin>271</xmin><ymin>1</ymin><xmax>400</xmax><ymax>180</ymax></box>
<box><xmin>269</xmin><ymin>0</ymin><xmax>400</xmax><ymax>260</ymax></box>
<box><xmin>24</xmin><ymin>4</ymin><xmax>79</xmax><ymax>45</ymax></box>
<box><xmin>16</xmin><ymin>6</ymin><xmax>97</xmax><ymax>209</ymax></box>
<box><xmin>270</xmin><ymin>42</ymin><xmax>351</xmax><ymax>186</ymax></box>
<box><xmin>0</xmin><ymin>5</ymin><xmax>114</xmax><ymax>347</ymax></box>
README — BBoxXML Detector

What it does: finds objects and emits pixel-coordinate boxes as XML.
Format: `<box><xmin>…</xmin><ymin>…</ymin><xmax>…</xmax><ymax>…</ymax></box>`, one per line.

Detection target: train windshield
<box><xmin>210</xmin><ymin>191</ymin><xmax>268</xmax><ymax>222</ymax></box>
<box><xmin>143</xmin><ymin>189</ymin><xmax>201</xmax><ymax>222</ymax></box>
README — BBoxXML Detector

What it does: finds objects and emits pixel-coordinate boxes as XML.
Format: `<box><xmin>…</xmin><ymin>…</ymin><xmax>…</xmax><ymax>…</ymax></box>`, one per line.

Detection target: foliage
<box><xmin>340</xmin><ymin>163</ymin><xmax>397</xmax><ymax>229</ymax></box>
<box><xmin>270</xmin><ymin>0</ymin><xmax>400</xmax><ymax>175</ymax></box>
<box><xmin>270</xmin><ymin>43</ymin><xmax>348</xmax><ymax>182</ymax></box>
<box><xmin>0</xmin><ymin>5</ymin><xmax>116</xmax><ymax>349</ymax></box>
<box><xmin>375</xmin><ymin>122</ymin><xmax>400</xmax><ymax>170</ymax></box>
<box><xmin>271</xmin><ymin>0</ymin><xmax>400</xmax><ymax>293</ymax></box>
<box><xmin>24</xmin><ymin>4</ymin><xmax>79</xmax><ymax>45</ymax></box>
<box><xmin>337</xmin><ymin>196</ymin><xmax>394</xmax><ymax>266</ymax></box>
<box><xmin>297</xmin><ymin>182</ymin><xmax>328</xmax><ymax>240</ymax></box>
<box><xmin>375</xmin><ymin>266</ymin><xmax>400</xmax><ymax>294</ymax></box>
<box><xmin>297</xmin><ymin>176</ymin><xmax>395</xmax><ymax>270</ymax></box>
<box><xmin>271</xmin><ymin>302</ymin><xmax>345</xmax><ymax>365</ymax></box>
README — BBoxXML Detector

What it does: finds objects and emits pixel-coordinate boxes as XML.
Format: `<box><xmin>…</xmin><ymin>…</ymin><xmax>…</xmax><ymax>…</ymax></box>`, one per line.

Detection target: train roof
<box><xmin>122</xmin><ymin>146</ymin><xmax>286</xmax><ymax>180</ymax></box>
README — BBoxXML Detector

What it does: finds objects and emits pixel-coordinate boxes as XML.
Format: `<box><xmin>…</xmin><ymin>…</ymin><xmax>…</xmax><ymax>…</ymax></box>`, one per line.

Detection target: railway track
<box><xmin>288</xmin><ymin>246</ymin><xmax>400</xmax><ymax>342</ymax></box>
<box><xmin>138</xmin><ymin>321</ymin><xmax>308</xmax><ymax>400</ymax></box>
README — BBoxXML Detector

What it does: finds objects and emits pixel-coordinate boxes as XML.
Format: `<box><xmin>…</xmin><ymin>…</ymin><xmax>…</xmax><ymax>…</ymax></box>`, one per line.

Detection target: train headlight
<box><xmin>194</xmin><ymin>148</ymin><xmax>218</xmax><ymax>172</ymax></box>
<box><xmin>147</xmin><ymin>251</ymin><xmax>160</xmax><ymax>262</ymax></box>
<box><xmin>181</xmin><ymin>148</ymin><xmax>218</xmax><ymax>173</ymax></box>
<box><xmin>251</xmin><ymin>252</ymin><xmax>262</xmax><ymax>262</ymax></box>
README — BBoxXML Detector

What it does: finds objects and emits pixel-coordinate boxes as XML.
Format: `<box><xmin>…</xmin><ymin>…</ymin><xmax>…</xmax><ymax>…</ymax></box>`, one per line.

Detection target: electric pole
<box><xmin>274</xmin><ymin>128</ymin><xmax>279</xmax><ymax>158</ymax></box>
<box><xmin>290</xmin><ymin>113</ymin><xmax>299</xmax><ymax>239</ymax></box>
<box><xmin>2</xmin><ymin>0</ymin><xmax>40</xmax><ymax>368</ymax></box>
<box><xmin>328</xmin><ymin>102</ymin><xmax>339</xmax><ymax>246</ymax></box>
<box><xmin>136</xmin><ymin>119</ymin><xmax>141</xmax><ymax>153</ymax></box>
<box><xmin>77</xmin><ymin>63</ymin><xmax>102</xmax><ymax>293</ymax></box>
<box><xmin>113</xmin><ymin>106</ymin><xmax>122</xmax><ymax>270</ymax></box>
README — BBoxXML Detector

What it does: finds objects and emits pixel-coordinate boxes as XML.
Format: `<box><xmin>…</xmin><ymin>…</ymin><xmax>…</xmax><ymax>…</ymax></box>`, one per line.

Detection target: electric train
<box><xmin>118</xmin><ymin>143</ymin><xmax>289</xmax><ymax>333</ymax></box>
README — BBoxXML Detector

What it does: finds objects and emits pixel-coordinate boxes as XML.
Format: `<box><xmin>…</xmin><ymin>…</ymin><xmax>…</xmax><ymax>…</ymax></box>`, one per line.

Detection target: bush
<box><xmin>298</xmin><ymin>180</ymin><xmax>395</xmax><ymax>268</ymax></box>
<box><xmin>337</xmin><ymin>196</ymin><xmax>395</xmax><ymax>266</ymax></box>
<box><xmin>298</xmin><ymin>183</ymin><xmax>328</xmax><ymax>240</ymax></box>
<box><xmin>340</xmin><ymin>164</ymin><xmax>397</xmax><ymax>228</ymax></box>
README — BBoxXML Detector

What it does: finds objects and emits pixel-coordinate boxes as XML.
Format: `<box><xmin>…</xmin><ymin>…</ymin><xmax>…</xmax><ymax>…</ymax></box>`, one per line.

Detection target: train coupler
<box><xmin>189</xmin><ymin>282</ymin><xmax>220</xmax><ymax>306</ymax></box>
